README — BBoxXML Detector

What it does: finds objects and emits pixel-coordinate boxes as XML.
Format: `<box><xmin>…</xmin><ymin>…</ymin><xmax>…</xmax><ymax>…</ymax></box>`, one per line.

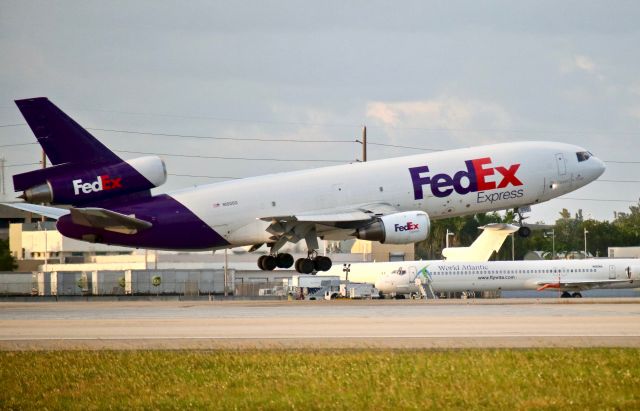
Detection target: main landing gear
<box><xmin>561</xmin><ymin>291</ymin><xmax>583</xmax><ymax>298</ymax></box>
<box><xmin>294</xmin><ymin>252</ymin><xmax>332</xmax><ymax>274</ymax></box>
<box><xmin>256</xmin><ymin>222</ymin><xmax>332</xmax><ymax>274</ymax></box>
<box><xmin>257</xmin><ymin>252</ymin><xmax>333</xmax><ymax>274</ymax></box>
<box><xmin>257</xmin><ymin>253</ymin><xmax>294</xmax><ymax>271</ymax></box>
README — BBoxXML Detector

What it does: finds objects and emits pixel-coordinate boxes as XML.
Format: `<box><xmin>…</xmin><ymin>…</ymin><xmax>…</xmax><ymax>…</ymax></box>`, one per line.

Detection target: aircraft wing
<box><xmin>291</xmin><ymin>210</ymin><xmax>372</xmax><ymax>222</ymax></box>
<box><xmin>70</xmin><ymin>208</ymin><xmax>152</xmax><ymax>235</ymax></box>
<box><xmin>258</xmin><ymin>203</ymin><xmax>399</xmax><ymax>252</ymax></box>
<box><xmin>536</xmin><ymin>279</ymin><xmax>636</xmax><ymax>292</ymax></box>
<box><xmin>1</xmin><ymin>202</ymin><xmax>70</xmax><ymax>220</ymax></box>
<box><xmin>260</xmin><ymin>202</ymin><xmax>399</xmax><ymax>224</ymax></box>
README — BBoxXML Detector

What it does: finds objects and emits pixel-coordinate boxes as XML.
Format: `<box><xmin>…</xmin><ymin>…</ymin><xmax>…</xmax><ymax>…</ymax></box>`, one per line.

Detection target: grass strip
<box><xmin>1</xmin><ymin>348</ymin><xmax>638</xmax><ymax>410</ymax></box>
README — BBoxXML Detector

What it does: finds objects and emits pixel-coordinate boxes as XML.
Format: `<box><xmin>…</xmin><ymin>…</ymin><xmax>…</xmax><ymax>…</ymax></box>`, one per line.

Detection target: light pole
<box><xmin>544</xmin><ymin>229</ymin><xmax>555</xmax><ymax>260</ymax></box>
<box><xmin>343</xmin><ymin>264</ymin><xmax>351</xmax><ymax>298</ymax></box>
<box><xmin>583</xmin><ymin>228</ymin><xmax>589</xmax><ymax>258</ymax></box>
<box><xmin>445</xmin><ymin>229</ymin><xmax>454</xmax><ymax>249</ymax></box>
<box><xmin>511</xmin><ymin>233</ymin><xmax>515</xmax><ymax>261</ymax></box>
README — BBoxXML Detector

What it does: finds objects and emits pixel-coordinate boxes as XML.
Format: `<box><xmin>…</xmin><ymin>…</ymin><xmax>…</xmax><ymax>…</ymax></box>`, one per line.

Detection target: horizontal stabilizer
<box><xmin>0</xmin><ymin>202</ymin><xmax>70</xmax><ymax>220</ymax></box>
<box><xmin>70</xmin><ymin>207</ymin><xmax>152</xmax><ymax>235</ymax></box>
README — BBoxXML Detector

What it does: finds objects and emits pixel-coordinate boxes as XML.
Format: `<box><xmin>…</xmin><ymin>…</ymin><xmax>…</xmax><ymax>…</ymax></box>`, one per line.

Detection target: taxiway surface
<box><xmin>1</xmin><ymin>299</ymin><xmax>638</xmax><ymax>350</ymax></box>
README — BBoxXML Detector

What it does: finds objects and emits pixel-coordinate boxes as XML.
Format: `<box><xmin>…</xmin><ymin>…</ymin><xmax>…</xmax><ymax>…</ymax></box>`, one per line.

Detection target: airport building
<box><xmin>9</xmin><ymin>222</ymin><xmax>133</xmax><ymax>271</ymax></box>
<box><xmin>1</xmin><ymin>222</ymin><xmax>414</xmax><ymax>298</ymax></box>
<box><xmin>0</xmin><ymin>206</ymin><xmax>28</xmax><ymax>240</ymax></box>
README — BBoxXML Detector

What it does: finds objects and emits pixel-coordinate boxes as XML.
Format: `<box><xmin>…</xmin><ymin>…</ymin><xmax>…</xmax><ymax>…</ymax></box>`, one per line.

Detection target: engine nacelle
<box><xmin>355</xmin><ymin>211</ymin><xmax>430</xmax><ymax>244</ymax></box>
<box><xmin>627</xmin><ymin>266</ymin><xmax>640</xmax><ymax>281</ymax></box>
<box><xmin>17</xmin><ymin>156</ymin><xmax>166</xmax><ymax>205</ymax></box>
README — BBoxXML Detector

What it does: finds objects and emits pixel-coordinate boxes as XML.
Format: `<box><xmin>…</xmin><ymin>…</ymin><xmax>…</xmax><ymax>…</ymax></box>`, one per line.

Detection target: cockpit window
<box><xmin>391</xmin><ymin>269</ymin><xmax>407</xmax><ymax>276</ymax></box>
<box><xmin>576</xmin><ymin>151</ymin><xmax>592</xmax><ymax>162</ymax></box>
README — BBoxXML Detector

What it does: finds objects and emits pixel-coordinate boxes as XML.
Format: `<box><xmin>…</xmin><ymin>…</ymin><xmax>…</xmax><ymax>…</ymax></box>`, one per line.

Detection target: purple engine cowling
<box><xmin>14</xmin><ymin>156</ymin><xmax>166</xmax><ymax>205</ymax></box>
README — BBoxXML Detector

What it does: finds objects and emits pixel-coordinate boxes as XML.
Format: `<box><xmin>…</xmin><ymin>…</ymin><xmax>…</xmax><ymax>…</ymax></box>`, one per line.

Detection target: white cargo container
<box><xmin>340</xmin><ymin>283</ymin><xmax>379</xmax><ymax>299</ymax></box>
<box><xmin>51</xmin><ymin>271</ymin><xmax>89</xmax><ymax>296</ymax></box>
<box><xmin>0</xmin><ymin>273</ymin><xmax>37</xmax><ymax>296</ymax></box>
<box><xmin>127</xmin><ymin>269</ymin><xmax>231</xmax><ymax>295</ymax></box>
<box><xmin>289</xmin><ymin>275</ymin><xmax>340</xmax><ymax>288</ymax></box>
<box><xmin>90</xmin><ymin>270</ymin><xmax>125</xmax><ymax>295</ymax></box>
<box><xmin>608</xmin><ymin>247</ymin><xmax>640</xmax><ymax>259</ymax></box>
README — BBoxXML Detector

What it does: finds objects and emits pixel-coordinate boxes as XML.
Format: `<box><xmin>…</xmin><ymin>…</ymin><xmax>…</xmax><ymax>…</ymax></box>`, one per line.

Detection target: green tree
<box><xmin>0</xmin><ymin>239</ymin><xmax>17</xmax><ymax>271</ymax></box>
<box><xmin>613</xmin><ymin>202</ymin><xmax>640</xmax><ymax>246</ymax></box>
<box><xmin>415</xmin><ymin>202</ymin><xmax>640</xmax><ymax>261</ymax></box>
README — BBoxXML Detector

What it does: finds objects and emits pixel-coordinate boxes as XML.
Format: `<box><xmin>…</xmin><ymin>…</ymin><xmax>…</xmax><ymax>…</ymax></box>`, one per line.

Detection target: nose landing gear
<box><xmin>515</xmin><ymin>207</ymin><xmax>532</xmax><ymax>238</ymax></box>
<box><xmin>517</xmin><ymin>226</ymin><xmax>531</xmax><ymax>238</ymax></box>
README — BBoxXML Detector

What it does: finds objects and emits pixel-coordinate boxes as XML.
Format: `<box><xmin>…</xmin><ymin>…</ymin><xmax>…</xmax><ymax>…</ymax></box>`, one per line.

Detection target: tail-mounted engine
<box><xmin>355</xmin><ymin>211</ymin><xmax>430</xmax><ymax>244</ymax></box>
<box><xmin>14</xmin><ymin>156</ymin><xmax>166</xmax><ymax>205</ymax></box>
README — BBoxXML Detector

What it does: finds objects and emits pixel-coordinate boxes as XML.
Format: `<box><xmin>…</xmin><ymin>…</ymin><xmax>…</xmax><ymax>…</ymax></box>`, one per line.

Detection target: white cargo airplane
<box><xmin>369</xmin><ymin>258</ymin><xmax>640</xmax><ymax>298</ymax></box>
<box><xmin>4</xmin><ymin>98</ymin><xmax>606</xmax><ymax>274</ymax></box>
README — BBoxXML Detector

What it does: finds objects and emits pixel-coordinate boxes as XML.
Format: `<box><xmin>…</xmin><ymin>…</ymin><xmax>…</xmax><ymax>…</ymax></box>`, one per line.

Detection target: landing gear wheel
<box><xmin>295</xmin><ymin>258</ymin><xmax>315</xmax><ymax>274</ymax></box>
<box><xmin>257</xmin><ymin>255</ymin><xmax>268</xmax><ymax>270</ymax></box>
<box><xmin>572</xmin><ymin>292</ymin><xmax>583</xmax><ymax>298</ymax></box>
<box><xmin>518</xmin><ymin>226</ymin><xmax>531</xmax><ymax>238</ymax></box>
<box><xmin>314</xmin><ymin>256</ymin><xmax>332</xmax><ymax>272</ymax></box>
<box><xmin>561</xmin><ymin>291</ymin><xmax>572</xmax><ymax>298</ymax></box>
<box><xmin>276</xmin><ymin>253</ymin><xmax>294</xmax><ymax>269</ymax></box>
<box><xmin>262</xmin><ymin>255</ymin><xmax>277</xmax><ymax>271</ymax></box>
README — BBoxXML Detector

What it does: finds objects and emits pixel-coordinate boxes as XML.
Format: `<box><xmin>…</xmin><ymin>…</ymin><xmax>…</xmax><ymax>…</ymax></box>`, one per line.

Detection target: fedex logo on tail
<box><xmin>72</xmin><ymin>175</ymin><xmax>122</xmax><ymax>195</ymax></box>
<box><xmin>409</xmin><ymin>157</ymin><xmax>523</xmax><ymax>200</ymax></box>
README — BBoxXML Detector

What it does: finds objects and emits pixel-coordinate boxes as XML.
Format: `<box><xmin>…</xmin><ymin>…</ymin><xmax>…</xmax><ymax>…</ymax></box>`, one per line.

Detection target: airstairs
<box><xmin>415</xmin><ymin>276</ymin><xmax>437</xmax><ymax>299</ymax></box>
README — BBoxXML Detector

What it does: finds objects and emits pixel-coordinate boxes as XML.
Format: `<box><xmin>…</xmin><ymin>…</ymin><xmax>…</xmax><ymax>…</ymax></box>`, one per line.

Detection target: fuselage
<box><xmin>370</xmin><ymin>259</ymin><xmax>640</xmax><ymax>295</ymax></box>
<box><xmin>56</xmin><ymin>141</ymin><xmax>605</xmax><ymax>250</ymax></box>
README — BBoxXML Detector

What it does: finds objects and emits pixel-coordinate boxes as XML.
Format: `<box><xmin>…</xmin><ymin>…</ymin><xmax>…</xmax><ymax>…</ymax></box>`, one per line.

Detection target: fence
<box><xmin>0</xmin><ymin>269</ymin><xmax>236</xmax><ymax>297</ymax></box>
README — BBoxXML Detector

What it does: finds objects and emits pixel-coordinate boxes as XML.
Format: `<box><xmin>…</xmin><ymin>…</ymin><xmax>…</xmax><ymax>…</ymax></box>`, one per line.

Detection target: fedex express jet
<box><xmin>3</xmin><ymin>98</ymin><xmax>605</xmax><ymax>273</ymax></box>
<box><xmin>372</xmin><ymin>258</ymin><xmax>640</xmax><ymax>298</ymax></box>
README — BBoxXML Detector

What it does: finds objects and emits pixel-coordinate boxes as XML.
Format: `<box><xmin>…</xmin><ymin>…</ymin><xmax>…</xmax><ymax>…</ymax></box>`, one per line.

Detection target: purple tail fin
<box><xmin>15</xmin><ymin>97</ymin><xmax>122</xmax><ymax>165</ymax></box>
<box><xmin>12</xmin><ymin>98</ymin><xmax>165</xmax><ymax>205</ymax></box>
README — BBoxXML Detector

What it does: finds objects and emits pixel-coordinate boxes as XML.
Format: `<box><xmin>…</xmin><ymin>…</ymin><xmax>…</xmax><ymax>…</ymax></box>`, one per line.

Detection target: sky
<box><xmin>0</xmin><ymin>1</ymin><xmax>639</xmax><ymax>224</ymax></box>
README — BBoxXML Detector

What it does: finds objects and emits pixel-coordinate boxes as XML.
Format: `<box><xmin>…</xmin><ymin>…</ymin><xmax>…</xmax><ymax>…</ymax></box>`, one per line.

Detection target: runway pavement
<box><xmin>0</xmin><ymin>298</ymin><xmax>639</xmax><ymax>350</ymax></box>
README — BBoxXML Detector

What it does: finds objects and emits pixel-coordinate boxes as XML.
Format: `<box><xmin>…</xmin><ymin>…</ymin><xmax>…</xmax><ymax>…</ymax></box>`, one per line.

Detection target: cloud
<box><xmin>560</xmin><ymin>54</ymin><xmax>601</xmax><ymax>76</ymax></box>
<box><xmin>626</xmin><ymin>105</ymin><xmax>640</xmax><ymax>121</ymax></box>
<box><xmin>365</xmin><ymin>97</ymin><xmax>512</xmax><ymax>146</ymax></box>
<box><xmin>574</xmin><ymin>55</ymin><xmax>596</xmax><ymax>73</ymax></box>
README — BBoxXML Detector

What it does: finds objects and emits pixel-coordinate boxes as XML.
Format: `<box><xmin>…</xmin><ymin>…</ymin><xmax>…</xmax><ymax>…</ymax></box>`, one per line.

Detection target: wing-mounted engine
<box><xmin>14</xmin><ymin>156</ymin><xmax>166</xmax><ymax>205</ymax></box>
<box><xmin>355</xmin><ymin>211</ymin><xmax>430</xmax><ymax>244</ymax></box>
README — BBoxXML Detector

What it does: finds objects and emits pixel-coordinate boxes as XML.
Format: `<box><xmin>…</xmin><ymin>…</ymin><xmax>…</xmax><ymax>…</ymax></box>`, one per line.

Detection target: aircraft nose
<box><xmin>591</xmin><ymin>156</ymin><xmax>606</xmax><ymax>179</ymax></box>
